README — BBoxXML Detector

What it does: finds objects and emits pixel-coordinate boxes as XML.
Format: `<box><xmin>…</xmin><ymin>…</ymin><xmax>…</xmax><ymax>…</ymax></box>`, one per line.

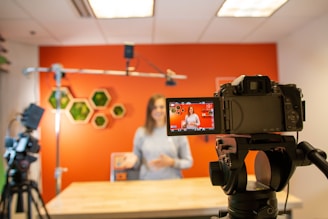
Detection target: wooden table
<box><xmin>43</xmin><ymin>177</ymin><xmax>302</xmax><ymax>219</ymax></box>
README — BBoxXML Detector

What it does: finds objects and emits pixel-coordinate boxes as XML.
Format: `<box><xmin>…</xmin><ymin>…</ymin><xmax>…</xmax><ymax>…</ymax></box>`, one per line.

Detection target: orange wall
<box><xmin>39</xmin><ymin>44</ymin><xmax>278</xmax><ymax>202</ymax></box>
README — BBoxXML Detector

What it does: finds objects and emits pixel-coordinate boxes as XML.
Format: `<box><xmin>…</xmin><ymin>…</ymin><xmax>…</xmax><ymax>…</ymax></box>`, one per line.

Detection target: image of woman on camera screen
<box><xmin>183</xmin><ymin>106</ymin><xmax>200</xmax><ymax>130</ymax></box>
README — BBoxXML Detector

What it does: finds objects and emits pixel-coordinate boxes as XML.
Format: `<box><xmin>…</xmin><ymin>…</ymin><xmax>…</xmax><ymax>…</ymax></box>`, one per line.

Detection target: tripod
<box><xmin>209</xmin><ymin>133</ymin><xmax>328</xmax><ymax>219</ymax></box>
<box><xmin>0</xmin><ymin>170</ymin><xmax>51</xmax><ymax>219</ymax></box>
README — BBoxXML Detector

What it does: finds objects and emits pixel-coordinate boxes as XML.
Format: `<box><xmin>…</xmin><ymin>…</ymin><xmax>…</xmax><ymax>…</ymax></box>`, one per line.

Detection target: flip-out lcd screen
<box><xmin>166</xmin><ymin>97</ymin><xmax>221</xmax><ymax>136</ymax></box>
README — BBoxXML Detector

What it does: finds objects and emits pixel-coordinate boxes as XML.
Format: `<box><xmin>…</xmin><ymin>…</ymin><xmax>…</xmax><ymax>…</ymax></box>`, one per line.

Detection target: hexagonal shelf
<box><xmin>66</xmin><ymin>98</ymin><xmax>94</xmax><ymax>124</ymax></box>
<box><xmin>48</xmin><ymin>87</ymin><xmax>73</xmax><ymax>110</ymax></box>
<box><xmin>110</xmin><ymin>103</ymin><xmax>126</xmax><ymax>119</ymax></box>
<box><xmin>89</xmin><ymin>88</ymin><xmax>111</xmax><ymax>109</ymax></box>
<box><xmin>92</xmin><ymin>113</ymin><xmax>109</xmax><ymax>129</ymax></box>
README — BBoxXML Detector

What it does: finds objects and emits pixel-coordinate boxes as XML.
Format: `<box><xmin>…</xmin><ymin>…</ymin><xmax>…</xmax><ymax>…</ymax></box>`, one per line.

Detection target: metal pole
<box><xmin>52</xmin><ymin>64</ymin><xmax>66</xmax><ymax>195</ymax></box>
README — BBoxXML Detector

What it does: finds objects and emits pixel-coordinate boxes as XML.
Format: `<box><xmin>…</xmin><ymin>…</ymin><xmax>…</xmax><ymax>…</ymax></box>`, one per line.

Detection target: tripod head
<box><xmin>4</xmin><ymin>130</ymin><xmax>40</xmax><ymax>184</ymax></box>
<box><xmin>209</xmin><ymin>133</ymin><xmax>328</xmax><ymax>219</ymax></box>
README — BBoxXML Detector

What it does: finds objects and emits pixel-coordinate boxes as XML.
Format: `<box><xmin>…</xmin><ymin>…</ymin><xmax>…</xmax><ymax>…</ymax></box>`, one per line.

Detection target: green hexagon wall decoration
<box><xmin>92</xmin><ymin>113</ymin><xmax>109</xmax><ymax>129</ymax></box>
<box><xmin>48</xmin><ymin>87</ymin><xmax>73</xmax><ymax>109</ymax></box>
<box><xmin>89</xmin><ymin>88</ymin><xmax>111</xmax><ymax>109</ymax></box>
<box><xmin>110</xmin><ymin>103</ymin><xmax>126</xmax><ymax>118</ymax></box>
<box><xmin>66</xmin><ymin>98</ymin><xmax>94</xmax><ymax>124</ymax></box>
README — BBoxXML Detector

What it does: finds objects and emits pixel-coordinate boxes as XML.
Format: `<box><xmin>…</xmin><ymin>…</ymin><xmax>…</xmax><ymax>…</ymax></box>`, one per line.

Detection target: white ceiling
<box><xmin>1</xmin><ymin>0</ymin><xmax>328</xmax><ymax>46</ymax></box>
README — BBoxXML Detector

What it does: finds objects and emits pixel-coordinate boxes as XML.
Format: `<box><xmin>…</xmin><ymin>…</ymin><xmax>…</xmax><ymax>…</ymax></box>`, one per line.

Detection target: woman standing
<box><xmin>121</xmin><ymin>94</ymin><xmax>193</xmax><ymax>180</ymax></box>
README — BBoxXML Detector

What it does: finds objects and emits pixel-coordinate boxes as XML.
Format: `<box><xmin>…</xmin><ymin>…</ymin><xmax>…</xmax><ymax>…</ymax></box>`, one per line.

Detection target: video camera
<box><xmin>166</xmin><ymin>75</ymin><xmax>305</xmax><ymax>136</ymax></box>
<box><xmin>166</xmin><ymin>75</ymin><xmax>315</xmax><ymax>218</ymax></box>
<box><xmin>3</xmin><ymin>103</ymin><xmax>44</xmax><ymax>183</ymax></box>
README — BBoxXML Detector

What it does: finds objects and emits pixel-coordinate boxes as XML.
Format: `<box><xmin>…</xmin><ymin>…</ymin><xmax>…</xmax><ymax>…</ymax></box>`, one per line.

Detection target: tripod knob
<box><xmin>209</xmin><ymin>161</ymin><xmax>226</xmax><ymax>186</ymax></box>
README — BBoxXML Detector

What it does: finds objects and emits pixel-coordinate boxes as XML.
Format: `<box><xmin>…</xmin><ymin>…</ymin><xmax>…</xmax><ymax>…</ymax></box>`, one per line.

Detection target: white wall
<box><xmin>278</xmin><ymin>13</ymin><xmax>328</xmax><ymax>219</ymax></box>
<box><xmin>0</xmin><ymin>41</ymin><xmax>42</xmax><ymax>218</ymax></box>
<box><xmin>0</xmin><ymin>41</ymin><xmax>40</xmax><ymax>134</ymax></box>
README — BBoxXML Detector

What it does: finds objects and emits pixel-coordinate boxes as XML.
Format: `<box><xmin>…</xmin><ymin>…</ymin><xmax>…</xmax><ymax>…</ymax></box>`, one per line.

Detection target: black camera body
<box><xmin>166</xmin><ymin>75</ymin><xmax>304</xmax><ymax>136</ymax></box>
<box><xmin>218</xmin><ymin>75</ymin><xmax>304</xmax><ymax>133</ymax></box>
<box><xmin>3</xmin><ymin>103</ymin><xmax>44</xmax><ymax>183</ymax></box>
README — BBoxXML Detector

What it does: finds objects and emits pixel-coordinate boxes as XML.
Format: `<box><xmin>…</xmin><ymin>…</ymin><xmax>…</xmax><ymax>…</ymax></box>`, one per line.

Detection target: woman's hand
<box><xmin>149</xmin><ymin>154</ymin><xmax>175</xmax><ymax>169</ymax></box>
<box><xmin>120</xmin><ymin>153</ymin><xmax>138</xmax><ymax>169</ymax></box>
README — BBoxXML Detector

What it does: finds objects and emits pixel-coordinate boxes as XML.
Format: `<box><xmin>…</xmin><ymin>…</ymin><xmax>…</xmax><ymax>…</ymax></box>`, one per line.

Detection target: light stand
<box><xmin>23</xmin><ymin>63</ymin><xmax>187</xmax><ymax>195</ymax></box>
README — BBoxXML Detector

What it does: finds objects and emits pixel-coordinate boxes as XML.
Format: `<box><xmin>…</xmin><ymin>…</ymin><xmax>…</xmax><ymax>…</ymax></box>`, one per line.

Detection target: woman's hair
<box><xmin>144</xmin><ymin>93</ymin><xmax>166</xmax><ymax>135</ymax></box>
<box><xmin>187</xmin><ymin>106</ymin><xmax>194</xmax><ymax>116</ymax></box>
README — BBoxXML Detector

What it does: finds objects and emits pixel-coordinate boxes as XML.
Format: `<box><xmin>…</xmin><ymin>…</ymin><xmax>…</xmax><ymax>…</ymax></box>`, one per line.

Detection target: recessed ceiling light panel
<box><xmin>217</xmin><ymin>0</ymin><xmax>288</xmax><ymax>17</ymax></box>
<box><xmin>88</xmin><ymin>0</ymin><xmax>154</xmax><ymax>18</ymax></box>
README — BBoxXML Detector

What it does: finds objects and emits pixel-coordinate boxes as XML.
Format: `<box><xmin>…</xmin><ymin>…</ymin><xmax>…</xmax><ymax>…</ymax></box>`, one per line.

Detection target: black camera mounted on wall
<box><xmin>166</xmin><ymin>75</ymin><xmax>328</xmax><ymax>219</ymax></box>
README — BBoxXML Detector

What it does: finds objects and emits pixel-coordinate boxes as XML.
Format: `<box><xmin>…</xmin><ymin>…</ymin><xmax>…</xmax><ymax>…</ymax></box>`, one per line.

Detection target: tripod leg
<box><xmin>0</xmin><ymin>184</ymin><xmax>13</xmax><ymax>219</ymax></box>
<box><xmin>0</xmin><ymin>186</ymin><xmax>6</xmax><ymax>219</ymax></box>
<box><xmin>29</xmin><ymin>182</ymin><xmax>51</xmax><ymax>219</ymax></box>
<box><xmin>28</xmin><ymin>189</ymin><xmax>43</xmax><ymax>219</ymax></box>
<box><xmin>27</xmin><ymin>185</ymin><xmax>32</xmax><ymax>219</ymax></box>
